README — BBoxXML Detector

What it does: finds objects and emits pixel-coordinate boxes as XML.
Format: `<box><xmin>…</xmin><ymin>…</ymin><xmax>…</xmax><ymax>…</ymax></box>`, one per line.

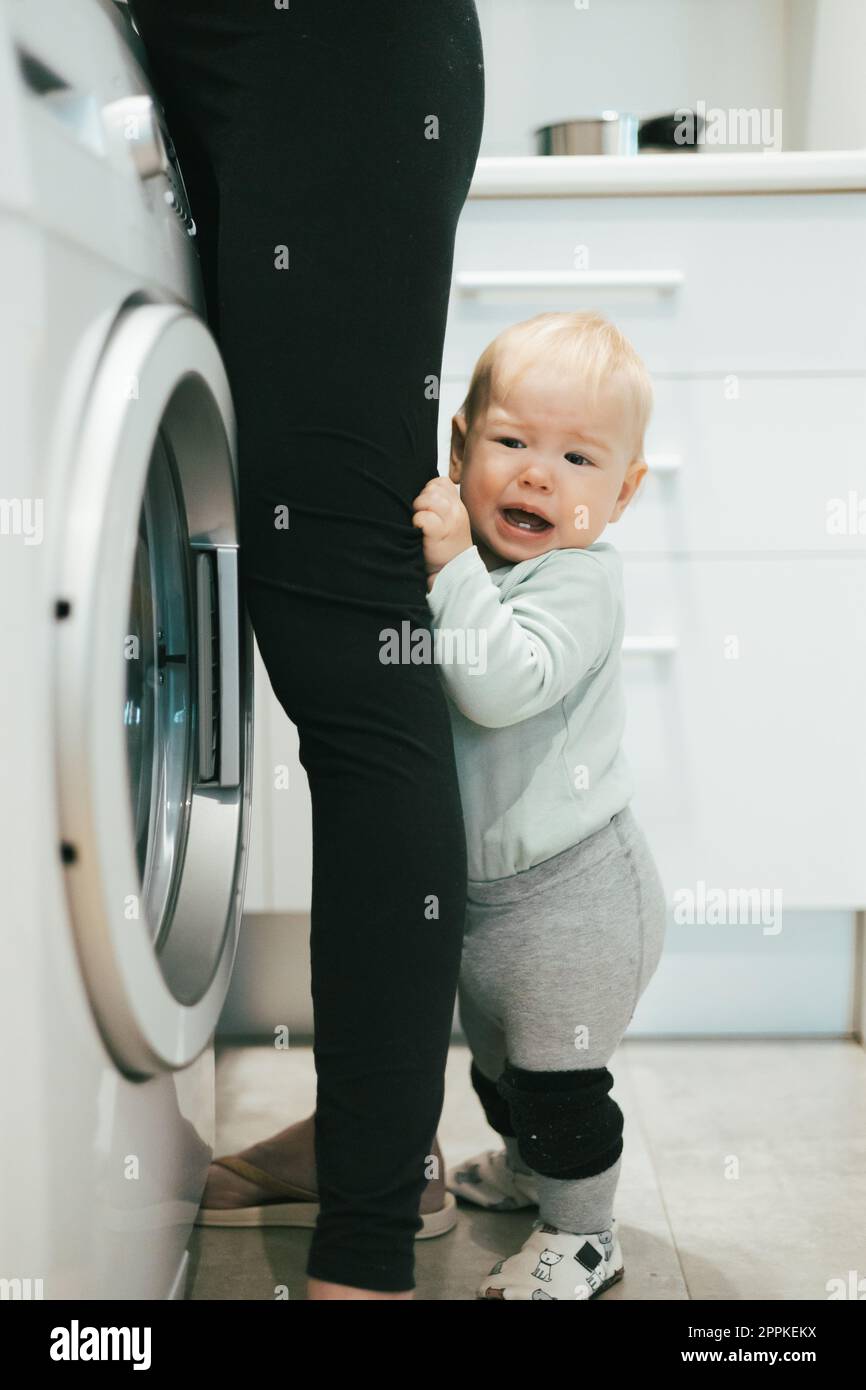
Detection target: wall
<box><xmin>474</xmin><ymin>0</ymin><xmax>787</xmax><ymax>156</ymax></box>
<box><xmin>784</xmin><ymin>0</ymin><xmax>866</xmax><ymax>149</ymax></box>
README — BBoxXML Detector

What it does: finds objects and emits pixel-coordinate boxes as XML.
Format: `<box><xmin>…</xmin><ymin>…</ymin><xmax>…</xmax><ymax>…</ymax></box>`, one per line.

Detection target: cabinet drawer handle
<box><xmin>455</xmin><ymin>270</ymin><xmax>684</xmax><ymax>294</ymax></box>
<box><xmin>646</xmin><ymin>452</ymin><xmax>683</xmax><ymax>475</ymax></box>
<box><xmin>622</xmin><ymin>635</ymin><xmax>679</xmax><ymax>654</ymax></box>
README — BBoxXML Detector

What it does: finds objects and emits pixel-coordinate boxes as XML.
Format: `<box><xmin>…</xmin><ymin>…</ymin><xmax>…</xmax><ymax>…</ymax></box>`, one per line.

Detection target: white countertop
<box><xmin>469</xmin><ymin>151</ymin><xmax>866</xmax><ymax>198</ymax></box>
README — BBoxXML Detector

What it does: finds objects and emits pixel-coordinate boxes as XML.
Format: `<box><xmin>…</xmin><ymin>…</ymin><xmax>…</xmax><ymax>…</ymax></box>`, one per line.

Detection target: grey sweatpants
<box><xmin>458</xmin><ymin>804</ymin><xmax>667</xmax><ymax>1234</ymax></box>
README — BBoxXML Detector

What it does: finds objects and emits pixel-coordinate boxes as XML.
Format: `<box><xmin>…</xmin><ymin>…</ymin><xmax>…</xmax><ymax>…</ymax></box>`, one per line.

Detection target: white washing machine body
<box><xmin>0</xmin><ymin>0</ymin><xmax>253</xmax><ymax>1299</ymax></box>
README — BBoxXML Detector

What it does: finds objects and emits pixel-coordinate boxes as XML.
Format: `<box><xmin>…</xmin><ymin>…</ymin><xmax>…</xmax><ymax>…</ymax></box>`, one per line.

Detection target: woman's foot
<box><xmin>477</xmin><ymin>1217</ymin><xmax>623</xmax><ymax>1301</ymax></box>
<box><xmin>196</xmin><ymin>1117</ymin><xmax>455</xmax><ymax>1236</ymax></box>
<box><xmin>198</xmin><ymin>1114</ymin><xmax>319</xmax><ymax>1213</ymax></box>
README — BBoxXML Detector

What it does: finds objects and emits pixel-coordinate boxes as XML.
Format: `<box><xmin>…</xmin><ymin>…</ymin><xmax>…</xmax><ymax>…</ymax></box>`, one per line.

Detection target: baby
<box><xmin>411</xmin><ymin>309</ymin><xmax>668</xmax><ymax>1302</ymax></box>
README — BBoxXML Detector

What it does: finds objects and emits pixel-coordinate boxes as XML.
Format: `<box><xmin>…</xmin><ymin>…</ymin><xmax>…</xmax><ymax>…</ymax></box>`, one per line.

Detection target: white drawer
<box><xmin>619</xmin><ymin>555</ymin><xmax>866</xmax><ymax>909</ymax></box>
<box><xmin>437</xmin><ymin>374</ymin><xmax>866</xmax><ymax>554</ymax></box>
<box><xmin>244</xmin><ymin>642</ymin><xmax>314</xmax><ymax>913</ymax></box>
<box><xmin>612</xmin><ymin>375</ymin><xmax>866</xmax><ymax>554</ymax></box>
<box><xmin>444</xmin><ymin>193</ymin><xmax>866</xmax><ymax>374</ymax></box>
<box><xmin>269</xmin><ymin>695</ymin><xmax>313</xmax><ymax>913</ymax></box>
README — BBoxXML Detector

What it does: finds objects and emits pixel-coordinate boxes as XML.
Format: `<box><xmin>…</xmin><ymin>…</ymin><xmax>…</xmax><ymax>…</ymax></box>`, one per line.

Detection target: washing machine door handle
<box><xmin>194</xmin><ymin>546</ymin><xmax>240</xmax><ymax>788</ymax></box>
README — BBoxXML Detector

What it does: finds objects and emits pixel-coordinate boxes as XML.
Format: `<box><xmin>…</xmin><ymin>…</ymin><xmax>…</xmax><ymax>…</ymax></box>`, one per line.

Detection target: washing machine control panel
<box><xmin>103</xmin><ymin>93</ymin><xmax>196</xmax><ymax>237</ymax></box>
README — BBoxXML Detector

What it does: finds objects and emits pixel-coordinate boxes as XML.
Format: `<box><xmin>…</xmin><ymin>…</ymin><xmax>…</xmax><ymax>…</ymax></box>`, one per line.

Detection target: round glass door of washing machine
<box><xmin>125</xmin><ymin>428</ymin><xmax>194</xmax><ymax>947</ymax></box>
<box><xmin>54</xmin><ymin>303</ymin><xmax>253</xmax><ymax>1078</ymax></box>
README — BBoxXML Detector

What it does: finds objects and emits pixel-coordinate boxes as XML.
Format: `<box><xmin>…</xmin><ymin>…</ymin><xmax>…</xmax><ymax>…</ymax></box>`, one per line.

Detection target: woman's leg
<box><xmin>129</xmin><ymin>0</ymin><xmax>484</xmax><ymax>1292</ymax></box>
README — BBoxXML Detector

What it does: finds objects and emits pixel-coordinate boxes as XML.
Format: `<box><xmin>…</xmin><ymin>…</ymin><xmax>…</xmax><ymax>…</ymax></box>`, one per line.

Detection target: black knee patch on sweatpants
<box><xmin>470</xmin><ymin>1060</ymin><xmax>516</xmax><ymax>1138</ymax></box>
<box><xmin>496</xmin><ymin>1062</ymin><xmax>623</xmax><ymax>1179</ymax></box>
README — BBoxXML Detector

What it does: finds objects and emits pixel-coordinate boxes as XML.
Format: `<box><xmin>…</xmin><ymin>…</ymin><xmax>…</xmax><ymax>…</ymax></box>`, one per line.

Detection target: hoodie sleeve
<box><xmin>425</xmin><ymin>544</ymin><xmax>617</xmax><ymax>728</ymax></box>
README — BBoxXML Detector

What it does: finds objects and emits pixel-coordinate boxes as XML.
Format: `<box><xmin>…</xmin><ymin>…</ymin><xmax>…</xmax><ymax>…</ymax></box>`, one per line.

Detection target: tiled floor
<box><xmin>187</xmin><ymin>1039</ymin><xmax>866</xmax><ymax>1301</ymax></box>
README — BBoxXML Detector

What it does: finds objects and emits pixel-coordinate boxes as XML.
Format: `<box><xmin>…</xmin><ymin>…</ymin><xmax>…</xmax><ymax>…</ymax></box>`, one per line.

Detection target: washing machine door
<box><xmin>54</xmin><ymin>302</ymin><xmax>253</xmax><ymax>1077</ymax></box>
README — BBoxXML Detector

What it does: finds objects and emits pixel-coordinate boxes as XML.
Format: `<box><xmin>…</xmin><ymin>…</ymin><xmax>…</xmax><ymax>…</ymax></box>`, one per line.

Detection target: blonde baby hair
<box><xmin>458</xmin><ymin>310</ymin><xmax>654</xmax><ymax>467</ymax></box>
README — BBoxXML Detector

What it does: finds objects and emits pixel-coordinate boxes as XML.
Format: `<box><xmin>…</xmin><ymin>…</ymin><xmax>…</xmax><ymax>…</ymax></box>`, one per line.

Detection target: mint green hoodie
<box><xmin>426</xmin><ymin>540</ymin><xmax>634</xmax><ymax>882</ymax></box>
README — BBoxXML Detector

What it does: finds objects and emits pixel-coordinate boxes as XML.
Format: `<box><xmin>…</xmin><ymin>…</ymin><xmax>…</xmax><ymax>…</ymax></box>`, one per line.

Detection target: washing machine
<box><xmin>0</xmin><ymin>0</ymin><xmax>253</xmax><ymax>1299</ymax></box>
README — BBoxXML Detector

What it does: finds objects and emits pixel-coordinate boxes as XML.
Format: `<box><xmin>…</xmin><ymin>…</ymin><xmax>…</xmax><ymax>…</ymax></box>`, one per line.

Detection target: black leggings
<box><xmin>128</xmin><ymin>1</ymin><xmax>484</xmax><ymax>1290</ymax></box>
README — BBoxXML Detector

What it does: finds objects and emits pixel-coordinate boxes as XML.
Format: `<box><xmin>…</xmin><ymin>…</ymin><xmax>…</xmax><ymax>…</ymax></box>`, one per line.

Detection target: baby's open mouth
<box><xmin>501</xmin><ymin>507</ymin><xmax>553</xmax><ymax>533</ymax></box>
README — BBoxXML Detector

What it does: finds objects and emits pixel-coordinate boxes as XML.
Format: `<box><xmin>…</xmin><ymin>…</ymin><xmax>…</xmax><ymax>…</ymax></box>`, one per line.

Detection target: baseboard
<box><xmin>218</xmin><ymin>909</ymin><xmax>856</xmax><ymax>1041</ymax></box>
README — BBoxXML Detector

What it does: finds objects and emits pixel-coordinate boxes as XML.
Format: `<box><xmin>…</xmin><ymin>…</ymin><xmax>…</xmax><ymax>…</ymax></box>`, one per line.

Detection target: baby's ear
<box><xmin>449</xmin><ymin>412</ymin><xmax>468</xmax><ymax>483</ymax></box>
<box><xmin>610</xmin><ymin>458</ymin><xmax>647</xmax><ymax>522</ymax></box>
<box><xmin>629</xmin><ymin>461</ymin><xmax>649</xmax><ymax>502</ymax></box>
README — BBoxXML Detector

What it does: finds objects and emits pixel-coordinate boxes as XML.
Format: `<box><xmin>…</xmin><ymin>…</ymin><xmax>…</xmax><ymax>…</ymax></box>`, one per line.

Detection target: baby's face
<box><xmin>450</xmin><ymin>364</ymin><xmax>646</xmax><ymax>570</ymax></box>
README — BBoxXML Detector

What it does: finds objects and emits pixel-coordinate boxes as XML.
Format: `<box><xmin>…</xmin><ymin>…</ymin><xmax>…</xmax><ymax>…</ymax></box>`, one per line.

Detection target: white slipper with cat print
<box><xmin>477</xmin><ymin>1216</ymin><xmax>624</xmax><ymax>1300</ymax></box>
<box><xmin>446</xmin><ymin>1147</ymin><xmax>539</xmax><ymax>1211</ymax></box>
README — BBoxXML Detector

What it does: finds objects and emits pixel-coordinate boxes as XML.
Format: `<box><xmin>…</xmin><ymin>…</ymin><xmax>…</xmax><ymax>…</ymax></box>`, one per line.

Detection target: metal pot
<box><xmin>535</xmin><ymin>110</ymin><xmax>704</xmax><ymax>156</ymax></box>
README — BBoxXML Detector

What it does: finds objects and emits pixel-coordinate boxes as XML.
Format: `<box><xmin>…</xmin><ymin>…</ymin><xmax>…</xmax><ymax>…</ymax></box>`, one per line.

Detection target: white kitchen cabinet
<box><xmin>617</xmin><ymin>375</ymin><xmax>866</xmax><ymax>555</ymax></box>
<box><xmin>437</xmin><ymin>167</ymin><xmax>866</xmax><ymax>967</ymax></box>
<box><xmin>620</xmin><ymin>555</ymin><xmax>866</xmax><ymax>908</ymax></box>
<box><xmin>444</xmin><ymin>193</ymin><xmax>866</xmax><ymax>374</ymax></box>
<box><xmin>268</xmin><ymin>684</ymin><xmax>313</xmax><ymax>914</ymax></box>
<box><xmin>241</xmin><ymin>633</ymin><xmax>312</xmax><ymax>911</ymax></box>
<box><xmin>242</xmin><ymin>158</ymin><xmax>866</xmax><ymax>1035</ymax></box>
<box><xmin>241</xmin><ymin>635</ymin><xmax>313</xmax><ymax>913</ymax></box>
